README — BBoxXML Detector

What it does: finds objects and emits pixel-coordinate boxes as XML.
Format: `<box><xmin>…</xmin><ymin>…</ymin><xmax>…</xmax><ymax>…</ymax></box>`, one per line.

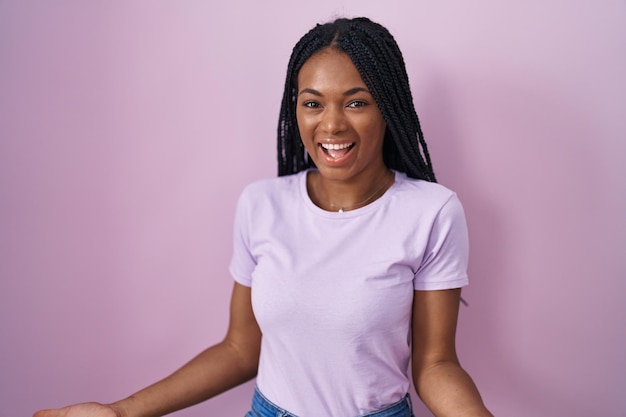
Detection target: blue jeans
<box><xmin>245</xmin><ymin>386</ymin><xmax>414</xmax><ymax>417</ymax></box>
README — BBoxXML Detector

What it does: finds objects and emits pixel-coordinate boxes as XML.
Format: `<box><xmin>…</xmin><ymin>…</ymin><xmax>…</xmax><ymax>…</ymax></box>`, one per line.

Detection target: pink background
<box><xmin>1</xmin><ymin>2</ymin><xmax>625</xmax><ymax>416</ymax></box>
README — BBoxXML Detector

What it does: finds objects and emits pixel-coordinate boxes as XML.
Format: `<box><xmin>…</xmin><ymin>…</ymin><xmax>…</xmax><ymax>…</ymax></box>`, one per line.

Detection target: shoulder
<box><xmin>237</xmin><ymin>171</ymin><xmax>304</xmax><ymax>209</ymax></box>
<box><xmin>392</xmin><ymin>172</ymin><xmax>462</xmax><ymax>214</ymax></box>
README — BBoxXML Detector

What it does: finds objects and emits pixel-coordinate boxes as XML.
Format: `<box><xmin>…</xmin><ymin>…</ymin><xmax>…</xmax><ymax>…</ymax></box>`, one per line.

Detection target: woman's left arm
<box><xmin>411</xmin><ymin>288</ymin><xmax>494</xmax><ymax>417</ymax></box>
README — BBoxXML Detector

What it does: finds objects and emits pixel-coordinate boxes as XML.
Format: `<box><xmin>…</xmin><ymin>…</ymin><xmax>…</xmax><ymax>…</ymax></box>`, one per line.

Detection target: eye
<box><xmin>303</xmin><ymin>101</ymin><xmax>321</xmax><ymax>108</ymax></box>
<box><xmin>347</xmin><ymin>100</ymin><xmax>367</xmax><ymax>108</ymax></box>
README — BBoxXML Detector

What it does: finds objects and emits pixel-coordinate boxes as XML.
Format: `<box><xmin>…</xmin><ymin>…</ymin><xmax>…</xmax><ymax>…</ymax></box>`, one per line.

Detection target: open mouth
<box><xmin>320</xmin><ymin>142</ymin><xmax>355</xmax><ymax>160</ymax></box>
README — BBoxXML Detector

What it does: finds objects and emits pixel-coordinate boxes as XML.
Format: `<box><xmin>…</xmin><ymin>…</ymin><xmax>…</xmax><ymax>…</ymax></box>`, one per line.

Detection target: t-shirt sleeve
<box><xmin>229</xmin><ymin>188</ymin><xmax>255</xmax><ymax>287</ymax></box>
<box><xmin>413</xmin><ymin>193</ymin><xmax>469</xmax><ymax>290</ymax></box>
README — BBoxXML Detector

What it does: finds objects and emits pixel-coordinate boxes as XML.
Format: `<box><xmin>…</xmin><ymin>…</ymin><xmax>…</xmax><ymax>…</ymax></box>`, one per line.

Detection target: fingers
<box><xmin>33</xmin><ymin>407</ymin><xmax>68</xmax><ymax>417</ymax></box>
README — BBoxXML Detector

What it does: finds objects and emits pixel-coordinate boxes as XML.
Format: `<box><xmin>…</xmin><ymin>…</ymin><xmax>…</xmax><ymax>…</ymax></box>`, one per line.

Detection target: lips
<box><xmin>320</xmin><ymin>142</ymin><xmax>355</xmax><ymax>160</ymax></box>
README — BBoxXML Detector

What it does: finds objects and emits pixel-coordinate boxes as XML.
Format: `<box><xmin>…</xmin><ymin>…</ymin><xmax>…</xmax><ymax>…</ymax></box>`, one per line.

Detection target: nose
<box><xmin>320</xmin><ymin>106</ymin><xmax>347</xmax><ymax>135</ymax></box>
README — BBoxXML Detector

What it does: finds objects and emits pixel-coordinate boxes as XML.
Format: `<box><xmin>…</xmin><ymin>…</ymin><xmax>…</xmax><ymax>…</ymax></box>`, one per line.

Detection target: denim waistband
<box><xmin>245</xmin><ymin>386</ymin><xmax>414</xmax><ymax>417</ymax></box>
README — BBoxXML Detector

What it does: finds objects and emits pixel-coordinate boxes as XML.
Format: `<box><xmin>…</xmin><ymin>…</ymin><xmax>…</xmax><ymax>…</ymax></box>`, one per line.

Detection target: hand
<box><xmin>34</xmin><ymin>402</ymin><xmax>124</xmax><ymax>417</ymax></box>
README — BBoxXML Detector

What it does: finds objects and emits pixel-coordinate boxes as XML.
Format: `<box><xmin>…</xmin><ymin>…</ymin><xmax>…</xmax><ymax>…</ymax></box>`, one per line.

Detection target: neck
<box><xmin>308</xmin><ymin>169</ymin><xmax>395</xmax><ymax>212</ymax></box>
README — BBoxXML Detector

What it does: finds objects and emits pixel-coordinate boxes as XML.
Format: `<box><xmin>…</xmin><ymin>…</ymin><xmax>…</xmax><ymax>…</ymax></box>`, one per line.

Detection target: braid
<box><xmin>277</xmin><ymin>27</ymin><xmax>327</xmax><ymax>175</ymax></box>
<box><xmin>277</xmin><ymin>17</ymin><xmax>436</xmax><ymax>182</ymax></box>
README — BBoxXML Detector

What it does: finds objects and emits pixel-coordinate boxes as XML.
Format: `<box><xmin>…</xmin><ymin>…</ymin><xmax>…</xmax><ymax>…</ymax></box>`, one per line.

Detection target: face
<box><xmin>296</xmin><ymin>49</ymin><xmax>387</xmax><ymax>184</ymax></box>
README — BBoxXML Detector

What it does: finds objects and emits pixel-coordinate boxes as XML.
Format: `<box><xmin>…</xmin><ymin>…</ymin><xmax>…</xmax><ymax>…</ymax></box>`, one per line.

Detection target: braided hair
<box><xmin>277</xmin><ymin>17</ymin><xmax>436</xmax><ymax>182</ymax></box>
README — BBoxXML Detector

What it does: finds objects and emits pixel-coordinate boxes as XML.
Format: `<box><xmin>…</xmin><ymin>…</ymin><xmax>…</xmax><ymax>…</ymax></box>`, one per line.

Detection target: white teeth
<box><xmin>321</xmin><ymin>143</ymin><xmax>353</xmax><ymax>150</ymax></box>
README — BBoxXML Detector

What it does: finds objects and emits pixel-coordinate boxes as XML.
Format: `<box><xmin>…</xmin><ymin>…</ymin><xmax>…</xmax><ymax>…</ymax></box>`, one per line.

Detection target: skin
<box><xmin>33</xmin><ymin>49</ymin><xmax>492</xmax><ymax>417</ymax></box>
<box><xmin>296</xmin><ymin>48</ymin><xmax>393</xmax><ymax>211</ymax></box>
<box><xmin>412</xmin><ymin>289</ymin><xmax>493</xmax><ymax>416</ymax></box>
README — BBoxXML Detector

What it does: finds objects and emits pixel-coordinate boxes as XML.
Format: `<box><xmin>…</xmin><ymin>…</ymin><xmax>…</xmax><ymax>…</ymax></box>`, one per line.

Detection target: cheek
<box><xmin>361</xmin><ymin>118</ymin><xmax>386</xmax><ymax>144</ymax></box>
<box><xmin>374</xmin><ymin>116</ymin><xmax>387</xmax><ymax>144</ymax></box>
<box><xmin>296</xmin><ymin>113</ymin><xmax>314</xmax><ymax>140</ymax></box>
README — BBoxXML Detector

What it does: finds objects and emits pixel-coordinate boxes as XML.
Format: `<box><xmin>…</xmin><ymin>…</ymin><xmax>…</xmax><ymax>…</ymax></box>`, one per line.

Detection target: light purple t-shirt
<box><xmin>229</xmin><ymin>169</ymin><xmax>469</xmax><ymax>417</ymax></box>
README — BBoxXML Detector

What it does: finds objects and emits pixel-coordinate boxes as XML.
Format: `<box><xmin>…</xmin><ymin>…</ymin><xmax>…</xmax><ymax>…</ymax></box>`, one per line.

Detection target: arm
<box><xmin>411</xmin><ymin>288</ymin><xmax>493</xmax><ymax>417</ymax></box>
<box><xmin>35</xmin><ymin>282</ymin><xmax>261</xmax><ymax>417</ymax></box>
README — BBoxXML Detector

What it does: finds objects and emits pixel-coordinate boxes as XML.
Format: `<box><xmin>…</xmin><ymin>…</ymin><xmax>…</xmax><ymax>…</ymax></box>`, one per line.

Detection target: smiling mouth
<box><xmin>320</xmin><ymin>142</ymin><xmax>355</xmax><ymax>160</ymax></box>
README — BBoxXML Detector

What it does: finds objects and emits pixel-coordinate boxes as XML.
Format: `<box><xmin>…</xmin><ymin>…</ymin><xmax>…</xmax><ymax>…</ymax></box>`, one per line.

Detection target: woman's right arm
<box><xmin>34</xmin><ymin>282</ymin><xmax>262</xmax><ymax>417</ymax></box>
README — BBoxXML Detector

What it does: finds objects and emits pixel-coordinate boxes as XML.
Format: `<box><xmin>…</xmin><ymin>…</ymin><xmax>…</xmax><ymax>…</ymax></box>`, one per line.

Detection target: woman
<box><xmin>34</xmin><ymin>17</ymin><xmax>493</xmax><ymax>417</ymax></box>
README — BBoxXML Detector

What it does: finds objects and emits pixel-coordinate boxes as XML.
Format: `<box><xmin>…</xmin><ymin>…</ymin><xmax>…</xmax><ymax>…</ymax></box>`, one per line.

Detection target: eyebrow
<box><xmin>298</xmin><ymin>87</ymin><xmax>370</xmax><ymax>97</ymax></box>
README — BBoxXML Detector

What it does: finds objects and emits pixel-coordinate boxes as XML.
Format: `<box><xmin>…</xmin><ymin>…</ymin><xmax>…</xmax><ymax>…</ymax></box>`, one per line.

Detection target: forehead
<box><xmin>297</xmin><ymin>49</ymin><xmax>367</xmax><ymax>91</ymax></box>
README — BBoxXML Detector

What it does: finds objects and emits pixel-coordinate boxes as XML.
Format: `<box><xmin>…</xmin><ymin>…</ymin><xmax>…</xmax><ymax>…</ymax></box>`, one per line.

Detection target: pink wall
<box><xmin>1</xmin><ymin>2</ymin><xmax>624</xmax><ymax>416</ymax></box>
